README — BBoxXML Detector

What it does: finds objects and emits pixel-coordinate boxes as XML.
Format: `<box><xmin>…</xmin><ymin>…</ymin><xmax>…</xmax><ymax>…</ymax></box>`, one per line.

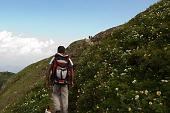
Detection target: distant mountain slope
<box><xmin>0</xmin><ymin>0</ymin><xmax>169</xmax><ymax>113</ymax></box>
<box><xmin>0</xmin><ymin>72</ymin><xmax>14</xmax><ymax>91</ymax></box>
<box><xmin>66</xmin><ymin>39</ymin><xmax>92</xmax><ymax>66</ymax></box>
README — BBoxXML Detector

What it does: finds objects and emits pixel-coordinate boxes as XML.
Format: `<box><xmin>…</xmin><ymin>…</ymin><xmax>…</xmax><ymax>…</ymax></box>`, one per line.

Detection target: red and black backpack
<box><xmin>51</xmin><ymin>53</ymin><xmax>71</xmax><ymax>85</ymax></box>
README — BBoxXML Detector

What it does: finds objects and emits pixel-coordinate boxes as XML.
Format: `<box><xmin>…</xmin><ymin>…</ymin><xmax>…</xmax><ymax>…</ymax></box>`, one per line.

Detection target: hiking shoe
<box><xmin>55</xmin><ymin>111</ymin><xmax>61</xmax><ymax>113</ymax></box>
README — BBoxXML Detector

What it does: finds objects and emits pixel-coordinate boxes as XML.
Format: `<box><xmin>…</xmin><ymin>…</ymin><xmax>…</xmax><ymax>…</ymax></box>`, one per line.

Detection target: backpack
<box><xmin>51</xmin><ymin>53</ymin><xmax>71</xmax><ymax>85</ymax></box>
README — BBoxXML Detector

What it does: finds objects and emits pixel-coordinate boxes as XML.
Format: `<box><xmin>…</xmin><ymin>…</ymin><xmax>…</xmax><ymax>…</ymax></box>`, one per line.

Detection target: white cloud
<box><xmin>0</xmin><ymin>30</ymin><xmax>59</xmax><ymax>72</ymax></box>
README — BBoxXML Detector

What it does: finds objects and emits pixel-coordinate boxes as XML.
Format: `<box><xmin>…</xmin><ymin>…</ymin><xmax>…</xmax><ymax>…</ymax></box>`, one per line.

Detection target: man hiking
<box><xmin>48</xmin><ymin>46</ymin><xmax>74</xmax><ymax>113</ymax></box>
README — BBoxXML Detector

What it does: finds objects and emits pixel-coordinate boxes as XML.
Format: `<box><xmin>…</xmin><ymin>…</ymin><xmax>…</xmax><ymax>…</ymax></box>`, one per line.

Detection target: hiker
<box><xmin>48</xmin><ymin>46</ymin><xmax>74</xmax><ymax>113</ymax></box>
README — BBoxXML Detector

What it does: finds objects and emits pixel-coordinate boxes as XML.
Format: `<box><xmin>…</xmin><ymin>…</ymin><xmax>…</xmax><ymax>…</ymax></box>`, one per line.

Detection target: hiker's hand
<box><xmin>71</xmin><ymin>81</ymin><xmax>74</xmax><ymax>88</ymax></box>
<box><xmin>47</xmin><ymin>82</ymin><xmax>53</xmax><ymax>89</ymax></box>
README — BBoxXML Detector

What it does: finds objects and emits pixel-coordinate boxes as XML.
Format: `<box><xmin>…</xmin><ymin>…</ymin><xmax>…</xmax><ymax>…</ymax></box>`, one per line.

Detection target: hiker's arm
<box><xmin>71</xmin><ymin>67</ymin><xmax>74</xmax><ymax>85</ymax></box>
<box><xmin>48</xmin><ymin>64</ymin><xmax>52</xmax><ymax>76</ymax></box>
<box><xmin>47</xmin><ymin>57</ymin><xmax>55</xmax><ymax>86</ymax></box>
<box><xmin>48</xmin><ymin>56</ymin><xmax>55</xmax><ymax>75</ymax></box>
<box><xmin>68</xmin><ymin>57</ymin><xmax>74</xmax><ymax>86</ymax></box>
<box><xmin>47</xmin><ymin>64</ymin><xmax>52</xmax><ymax>87</ymax></box>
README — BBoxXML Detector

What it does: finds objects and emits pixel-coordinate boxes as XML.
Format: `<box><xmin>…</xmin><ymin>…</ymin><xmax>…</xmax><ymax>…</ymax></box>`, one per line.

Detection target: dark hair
<box><xmin>58</xmin><ymin>46</ymin><xmax>65</xmax><ymax>53</ymax></box>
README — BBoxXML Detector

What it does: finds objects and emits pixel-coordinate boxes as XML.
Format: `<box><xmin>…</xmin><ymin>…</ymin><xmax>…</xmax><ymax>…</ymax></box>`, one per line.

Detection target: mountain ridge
<box><xmin>0</xmin><ymin>72</ymin><xmax>14</xmax><ymax>92</ymax></box>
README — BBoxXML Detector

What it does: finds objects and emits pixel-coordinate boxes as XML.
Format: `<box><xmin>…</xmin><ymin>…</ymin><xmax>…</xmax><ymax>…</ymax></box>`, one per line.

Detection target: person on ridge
<box><xmin>48</xmin><ymin>46</ymin><xmax>74</xmax><ymax>113</ymax></box>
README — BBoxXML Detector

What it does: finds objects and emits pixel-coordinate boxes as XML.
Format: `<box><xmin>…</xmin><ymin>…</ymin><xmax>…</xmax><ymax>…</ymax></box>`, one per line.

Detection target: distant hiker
<box><xmin>88</xmin><ymin>36</ymin><xmax>92</xmax><ymax>39</ymax></box>
<box><xmin>48</xmin><ymin>46</ymin><xmax>74</xmax><ymax>113</ymax></box>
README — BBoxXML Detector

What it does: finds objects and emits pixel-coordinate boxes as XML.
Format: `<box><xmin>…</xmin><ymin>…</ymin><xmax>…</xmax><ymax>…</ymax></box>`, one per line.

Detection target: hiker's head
<box><xmin>58</xmin><ymin>46</ymin><xmax>65</xmax><ymax>53</ymax></box>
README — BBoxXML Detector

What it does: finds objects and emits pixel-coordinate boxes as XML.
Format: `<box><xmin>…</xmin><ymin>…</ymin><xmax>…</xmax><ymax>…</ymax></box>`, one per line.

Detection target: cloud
<box><xmin>0</xmin><ymin>30</ymin><xmax>58</xmax><ymax>72</ymax></box>
<box><xmin>0</xmin><ymin>31</ymin><xmax>55</xmax><ymax>55</ymax></box>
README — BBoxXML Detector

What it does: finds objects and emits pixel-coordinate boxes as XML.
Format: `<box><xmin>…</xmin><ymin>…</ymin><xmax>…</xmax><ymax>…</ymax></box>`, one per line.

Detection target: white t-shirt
<box><xmin>49</xmin><ymin>53</ymin><xmax>73</xmax><ymax>67</ymax></box>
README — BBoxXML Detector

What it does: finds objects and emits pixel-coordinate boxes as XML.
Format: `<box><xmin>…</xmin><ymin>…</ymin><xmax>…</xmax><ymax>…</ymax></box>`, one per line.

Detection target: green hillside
<box><xmin>69</xmin><ymin>0</ymin><xmax>170</xmax><ymax>113</ymax></box>
<box><xmin>0</xmin><ymin>0</ymin><xmax>170</xmax><ymax>113</ymax></box>
<box><xmin>0</xmin><ymin>59</ymin><xmax>52</xmax><ymax>113</ymax></box>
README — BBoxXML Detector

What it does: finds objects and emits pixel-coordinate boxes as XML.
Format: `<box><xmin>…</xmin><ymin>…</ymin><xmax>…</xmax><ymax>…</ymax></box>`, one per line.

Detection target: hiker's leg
<box><xmin>52</xmin><ymin>84</ymin><xmax>61</xmax><ymax>112</ymax></box>
<box><xmin>61</xmin><ymin>85</ymin><xmax>68</xmax><ymax>113</ymax></box>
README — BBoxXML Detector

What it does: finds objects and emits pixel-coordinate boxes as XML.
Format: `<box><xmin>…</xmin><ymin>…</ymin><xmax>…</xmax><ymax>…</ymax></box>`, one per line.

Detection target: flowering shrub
<box><xmin>9</xmin><ymin>84</ymin><xmax>51</xmax><ymax>113</ymax></box>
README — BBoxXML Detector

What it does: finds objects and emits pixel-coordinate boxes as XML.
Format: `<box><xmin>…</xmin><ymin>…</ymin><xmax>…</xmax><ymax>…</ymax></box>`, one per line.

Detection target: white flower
<box><xmin>132</xmin><ymin>80</ymin><xmax>137</xmax><ymax>84</ymax></box>
<box><xmin>161</xmin><ymin>80</ymin><xmax>168</xmax><ymax>83</ymax></box>
<box><xmin>156</xmin><ymin>91</ymin><xmax>161</xmax><ymax>96</ymax></box>
<box><xmin>160</xmin><ymin>103</ymin><xmax>163</xmax><ymax>105</ymax></box>
<box><xmin>135</xmin><ymin>91</ymin><xmax>138</xmax><ymax>93</ymax></box>
<box><xmin>148</xmin><ymin>54</ymin><xmax>151</xmax><ymax>57</ymax></box>
<box><xmin>126</xmin><ymin>50</ymin><xmax>131</xmax><ymax>54</ymax></box>
<box><xmin>138</xmin><ymin>108</ymin><xmax>142</xmax><ymax>110</ymax></box>
<box><xmin>124</xmin><ymin>69</ymin><xmax>128</xmax><ymax>72</ymax></box>
<box><xmin>128</xmin><ymin>107</ymin><xmax>132</xmax><ymax>111</ymax></box>
<box><xmin>164</xmin><ymin>47</ymin><xmax>168</xmax><ymax>50</ymax></box>
<box><xmin>149</xmin><ymin>101</ymin><xmax>153</xmax><ymax>105</ymax></box>
<box><xmin>120</xmin><ymin>73</ymin><xmax>126</xmax><ymax>76</ymax></box>
<box><xmin>144</xmin><ymin>54</ymin><xmax>147</xmax><ymax>57</ymax></box>
<box><xmin>140</xmin><ymin>91</ymin><xmax>144</xmax><ymax>94</ymax></box>
<box><xmin>144</xmin><ymin>90</ymin><xmax>148</xmax><ymax>95</ymax></box>
<box><xmin>77</xmin><ymin>88</ymin><xmax>81</xmax><ymax>92</ymax></box>
<box><xmin>110</xmin><ymin>72</ymin><xmax>114</xmax><ymax>77</ymax></box>
<box><xmin>113</xmin><ymin>69</ymin><xmax>118</xmax><ymax>72</ymax></box>
<box><xmin>115</xmin><ymin>88</ymin><xmax>119</xmax><ymax>91</ymax></box>
<box><xmin>153</xmin><ymin>98</ymin><xmax>157</xmax><ymax>101</ymax></box>
<box><xmin>135</xmin><ymin>95</ymin><xmax>139</xmax><ymax>100</ymax></box>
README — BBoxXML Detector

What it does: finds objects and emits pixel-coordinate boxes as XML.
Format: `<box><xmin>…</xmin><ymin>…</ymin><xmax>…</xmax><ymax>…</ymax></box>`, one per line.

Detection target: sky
<box><xmin>0</xmin><ymin>0</ymin><xmax>159</xmax><ymax>73</ymax></box>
